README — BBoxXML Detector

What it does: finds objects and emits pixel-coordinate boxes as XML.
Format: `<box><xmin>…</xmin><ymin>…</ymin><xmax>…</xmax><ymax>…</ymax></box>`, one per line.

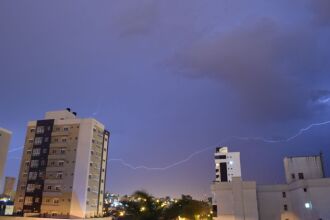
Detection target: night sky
<box><xmin>1</xmin><ymin>0</ymin><xmax>330</xmax><ymax>199</ymax></box>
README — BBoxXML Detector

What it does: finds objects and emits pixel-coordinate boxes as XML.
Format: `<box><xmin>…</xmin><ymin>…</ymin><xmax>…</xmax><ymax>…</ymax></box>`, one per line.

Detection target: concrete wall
<box><xmin>284</xmin><ymin>156</ymin><xmax>323</xmax><ymax>184</ymax></box>
<box><xmin>211</xmin><ymin>177</ymin><xmax>259</xmax><ymax>220</ymax></box>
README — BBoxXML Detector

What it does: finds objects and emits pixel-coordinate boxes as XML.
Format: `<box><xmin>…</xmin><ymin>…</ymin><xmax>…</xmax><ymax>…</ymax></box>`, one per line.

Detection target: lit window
<box><xmin>34</xmin><ymin>137</ymin><xmax>43</xmax><ymax>145</ymax></box>
<box><xmin>24</xmin><ymin>196</ymin><xmax>33</xmax><ymax>205</ymax></box>
<box><xmin>305</xmin><ymin>202</ymin><xmax>312</xmax><ymax>209</ymax></box>
<box><xmin>30</xmin><ymin>160</ymin><xmax>39</xmax><ymax>168</ymax></box>
<box><xmin>26</xmin><ymin>184</ymin><xmax>35</xmax><ymax>192</ymax></box>
<box><xmin>36</xmin><ymin>126</ymin><xmax>45</xmax><ymax>134</ymax></box>
<box><xmin>32</xmin><ymin>148</ymin><xmax>41</xmax><ymax>156</ymax></box>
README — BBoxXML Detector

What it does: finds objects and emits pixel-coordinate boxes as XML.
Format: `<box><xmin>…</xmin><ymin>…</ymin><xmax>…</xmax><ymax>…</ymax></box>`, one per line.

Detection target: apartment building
<box><xmin>214</xmin><ymin>147</ymin><xmax>241</xmax><ymax>182</ymax></box>
<box><xmin>0</xmin><ymin>128</ymin><xmax>12</xmax><ymax>194</ymax></box>
<box><xmin>14</xmin><ymin>109</ymin><xmax>110</xmax><ymax>218</ymax></box>
<box><xmin>3</xmin><ymin>176</ymin><xmax>16</xmax><ymax>198</ymax></box>
<box><xmin>212</xmin><ymin>147</ymin><xmax>259</xmax><ymax>220</ymax></box>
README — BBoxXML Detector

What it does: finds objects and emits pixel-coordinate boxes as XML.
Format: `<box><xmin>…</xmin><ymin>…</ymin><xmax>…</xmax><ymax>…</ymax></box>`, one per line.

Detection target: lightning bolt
<box><xmin>108</xmin><ymin>120</ymin><xmax>330</xmax><ymax>171</ymax></box>
<box><xmin>8</xmin><ymin>120</ymin><xmax>330</xmax><ymax>171</ymax></box>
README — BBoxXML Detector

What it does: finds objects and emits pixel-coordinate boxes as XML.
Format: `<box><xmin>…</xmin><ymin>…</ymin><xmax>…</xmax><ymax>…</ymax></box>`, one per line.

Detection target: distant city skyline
<box><xmin>1</xmin><ymin>0</ymin><xmax>330</xmax><ymax>199</ymax></box>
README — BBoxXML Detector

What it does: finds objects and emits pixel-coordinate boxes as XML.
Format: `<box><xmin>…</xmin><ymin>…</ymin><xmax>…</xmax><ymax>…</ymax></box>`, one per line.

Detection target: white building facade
<box><xmin>0</xmin><ymin>128</ymin><xmax>12</xmax><ymax>194</ymax></box>
<box><xmin>212</xmin><ymin>148</ymin><xmax>330</xmax><ymax>220</ymax></box>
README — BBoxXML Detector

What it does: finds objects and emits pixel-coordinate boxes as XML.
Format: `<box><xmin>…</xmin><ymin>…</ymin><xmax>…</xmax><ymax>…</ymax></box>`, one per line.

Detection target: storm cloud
<box><xmin>172</xmin><ymin>16</ymin><xmax>330</xmax><ymax>122</ymax></box>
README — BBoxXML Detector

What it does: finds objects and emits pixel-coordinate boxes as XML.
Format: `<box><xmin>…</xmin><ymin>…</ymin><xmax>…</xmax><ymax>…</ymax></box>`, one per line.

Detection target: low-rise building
<box><xmin>211</xmin><ymin>147</ymin><xmax>330</xmax><ymax>220</ymax></box>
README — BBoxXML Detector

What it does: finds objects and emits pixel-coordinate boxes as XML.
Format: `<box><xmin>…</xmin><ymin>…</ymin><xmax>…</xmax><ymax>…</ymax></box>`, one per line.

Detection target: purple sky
<box><xmin>1</xmin><ymin>0</ymin><xmax>330</xmax><ymax>199</ymax></box>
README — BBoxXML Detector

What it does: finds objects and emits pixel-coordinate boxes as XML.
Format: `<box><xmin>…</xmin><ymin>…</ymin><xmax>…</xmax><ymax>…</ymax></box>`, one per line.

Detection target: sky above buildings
<box><xmin>1</xmin><ymin>0</ymin><xmax>330</xmax><ymax>199</ymax></box>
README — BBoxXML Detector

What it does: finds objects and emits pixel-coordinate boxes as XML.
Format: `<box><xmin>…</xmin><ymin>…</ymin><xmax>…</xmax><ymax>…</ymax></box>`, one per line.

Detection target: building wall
<box><xmin>3</xmin><ymin>177</ymin><xmax>16</xmax><ymax>197</ymax></box>
<box><xmin>214</xmin><ymin>147</ymin><xmax>241</xmax><ymax>182</ymax></box>
<box><xmin>0</xmin><ymin>128</ymin><xmax>12</xmax><ymax>193</ymax></box>
<box><xmin>211</xmin><ymin>177</ymin><xmax>259</xmax><ymax>220</ymax></box>
<box><xmin>284</xmin><ymin>156</ymin><xmax>324</xmax><ymax>184</ymax></box>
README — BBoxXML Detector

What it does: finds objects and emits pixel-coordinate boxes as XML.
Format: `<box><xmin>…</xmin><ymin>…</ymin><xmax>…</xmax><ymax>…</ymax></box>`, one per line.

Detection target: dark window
<box><xmin>220</xmin><ymin>162</ymin><xmax>228</xmax><ymax>182</ymax></box>
<box><xmin>291</xmin><ymin>173</ymin><xmax>295</xmax><ymax>179</ymax></box>
<box><xmin>303</xmin><ymin>188</ymin><xmax>307</xmax><ymax>192</ymax></box>
<box><xmin>284</xmin><ymin>204</ymin><xmax>288</xmax><ymax>211</ymax></box>
<box><xmin>215</xmin><ymin>155</ymin><xmax>226</xmax><ymax>159</ymax></box>
<box><xmin>212</xmin><ymin>205</ymin><xmax>218</xmax><ymax>217</ymax></box>
<box><xmin>282</xmin><ymin>192</ymin><xmax>286</xmax><ymax>198</ymax></box>
<box><xmin>298</xmin><ymin>173</ymin><xmax>304</xmax><ymax>180</ymax></box>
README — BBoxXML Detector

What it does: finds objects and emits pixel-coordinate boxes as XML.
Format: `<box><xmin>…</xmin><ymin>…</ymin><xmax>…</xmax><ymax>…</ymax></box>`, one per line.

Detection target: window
<box><xmin>53</xmin><ymin>198</ymin><xmax>60</xmax><ymax>204</ymax></box>
<box><xmin>35</xmin><ymin>197</ymin><xmax>40</xmax><ymax>203</ymax></box>
<box><xmin>34</xmin><ymin>137</ymin><xmax>43</xmax><ymax>145</ymax></box>
<box><xmin>26</xmin><ymin>184</ymin><xmax>35</xmax><ymax>192</ymax></box>
<box><xmin>30</xmin><ymin>160</ymin><xmax>39</xmax><ymax>168</ymax></box>
<box><xmin>20</xmin><ymin>185</ymin><xmax>26</xmax><ymax>190</ymax></box>
<box><xmin>28</xmin><ymin>172</ymin><xmax>38</xmax><ymax>180</ymax></box>
<box><xmin>24</xmin><ymin>196</ymin><xmax>33</xmax><ymax>205</ymax></box>
<box><xmin>25</xmin><ymin>161</ymin><xmax>30</xmax><ymax>167</ymax></box>
<box><xmin>298</xmin><ymin>173</ymin><xmax>304</xmax><ymax>180</ymax></box>
<box><xmin>40</xmin><ymin>160</ymin><xmax>46</xmax><ymax>166</ymax></box>
<box><xmin>44</xmin><ymin>137</ymin><xmax>49</xmax><ymax>142</ymax></box>
<box><xmin>47</xmin><ymin>185</ymin><xmax>52</xmax><ymax>190</ymax></box>
<box><xmin>62</xmin><ymin>138</ymin><xmax>67</xmax><ymax>142</ymax></box>
<box><xmin>36</xmin><ymin>126</ymin><xmax>45</xmax><ymax>134</ymax></box>
<box><xmin>215</xmin><ymin>155</ymin><xmax>226</xmax><ymax>159</ymax></box>
<box><xmin>282</xmin><ymin>192</ymin><xmax>286</xmax><ymax>198</ymax></box>
<box><xmin>30</xmin><ymin>128</ymin><xmax>35</xmax><ymax>133</ymax></box>
<box><xmin>58</xmin><ymin>161</ymin><xmax>64</xmax><ymax>167</ymax></box>
<box><xmin>28</xmin><ymin>139</ymin><xmax>34</xmax><ymax>144</ymax></box>
<box><xmin>304</xmin><ymin>188</ymin><xmax>307</xmax><ymax>192</ymax></box>
<box><xmin>39</xmin><ymin>171</ymin><xmax>45</xmax><ymax>179</ymax></box>
<box><xmin>60</xmin><ymin>148</ymin><xmax>66</xmax><ymax>154</ymax></box>
<box><xmin>27</xmin><ymin>150</ymin><xmax>32</xmax><ymax>154</ymax></box>
<box><xmin>43</xmin><ymin>149</ymin><xmax>48</xmax><ymax>154</ymax></box>
<box><xmin>32</xmin><ymin>148</ymin><xmax>41</xmax><ymax>156</ymax></box>
<box><xmin>23</xmin><ymin>173</ymin><xmax>27</xmax><ymax>177</ymax></box>
<box><xmin>291</xmin><ymin>173</ymin><xmax>295</xmax><ymax>179</ymax></box>
<box><xmin>55</xmin><ymin>186</ymin><xmax>61</xmax><ymax>191</ymax></box>
<box><xmin>284</xmin><ymin>204</ymin><xmax>288</xmax><ymax>211</ymax></box>
<box><xmin>64</xmin><ymin>127</ymin><xmax>69</xmax><ymax>131</ymax></box>
<box><xmin>18</xmin><ymin>197</ymin><xmax>24</xmax><ymax>203</ymax></box>
<box><xmin>56</xmin><ymin>172</ymin><xmax>63</xmax><ymax>179</ymax></box>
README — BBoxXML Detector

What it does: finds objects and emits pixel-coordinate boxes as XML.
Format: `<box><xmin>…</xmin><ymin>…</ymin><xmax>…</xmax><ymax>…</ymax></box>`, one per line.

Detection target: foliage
<box><xmin>120</xmin><ymin>191</ymin><xmax>212</xmax><ymax>220</ymax></box>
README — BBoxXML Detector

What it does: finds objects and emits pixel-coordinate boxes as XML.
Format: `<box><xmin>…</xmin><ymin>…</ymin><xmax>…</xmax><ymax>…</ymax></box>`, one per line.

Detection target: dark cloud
<box><xmin>311</xmin><ymin>0</ymin><xmax>330</xmax><ymax>26</ymax></box>
<box><xmin>172</xmin><ymin>19</ymin><xmax>329</xmax><ymax>122</ymax></box>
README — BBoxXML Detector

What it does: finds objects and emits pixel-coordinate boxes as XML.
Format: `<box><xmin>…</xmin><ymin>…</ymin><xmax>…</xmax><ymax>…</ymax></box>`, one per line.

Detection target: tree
<box><xmin>163</xmin><ymin>195</ymin><xmax>211</xmax><ymax>220</ymax></box>
<box><xmin>121</xmin><ymin>190</ymin><xmax>163</xmax><ymax>220</ymax></box>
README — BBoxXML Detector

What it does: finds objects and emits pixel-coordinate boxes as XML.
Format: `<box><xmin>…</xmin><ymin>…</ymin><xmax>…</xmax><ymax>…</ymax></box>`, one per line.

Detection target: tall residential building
<box><xmin>214</xmin><ymin>147</ymin><xmax>241</xmax><ymax>182</ymax></box>
<box><xmin>212</xmin><ymin>147</ymin><xmax>259</xmax><ymax>220</ymax></box>
<box><xmin>0</xmin><ymin>128</ymin><xmax>12</xmax><ymax>194</ymax></box>
<box><xmin>211</xmin><ymin>149</ymin><xmax>330</xmax><ymax>220</ymax></box>
<box><xmin>3</xmin><ymin>176</ymin><xmax>16</xmax><ymax>198</ymax></box>
<box><xmin>14</xmin><ymin>109</ymin><xmax>110</xmax><ymax>218</ymax></box>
